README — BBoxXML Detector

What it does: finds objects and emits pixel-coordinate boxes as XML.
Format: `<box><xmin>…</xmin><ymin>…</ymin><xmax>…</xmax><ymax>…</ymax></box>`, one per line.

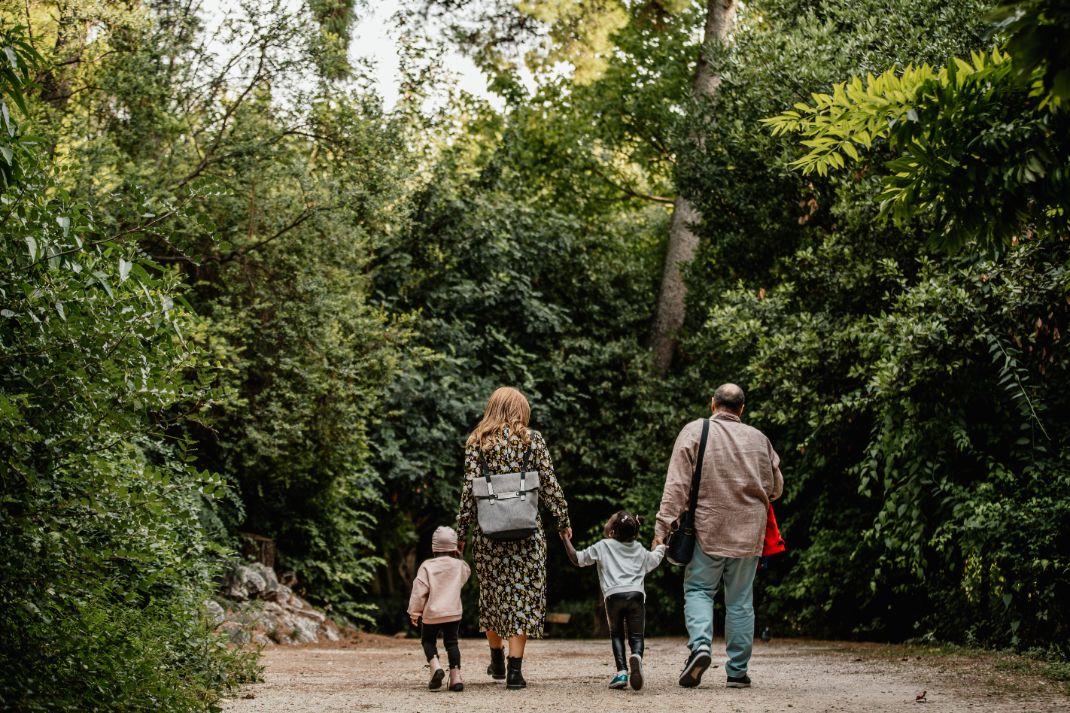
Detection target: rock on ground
<box><xmin>222</xmin><ymin>636</ymin><xmax>1070</xmax><ymax>713</ymax></box>
<box><xmin>213</xmin><ymin>564</ymin><xmax>347</xmax><ymax>646</ymax></box>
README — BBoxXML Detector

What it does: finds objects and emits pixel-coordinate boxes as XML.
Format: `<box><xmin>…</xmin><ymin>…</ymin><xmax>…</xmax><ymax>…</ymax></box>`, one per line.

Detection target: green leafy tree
<box><xmin>366</xmin><ymin>107</ymin><xmax>670</xmax><ymax>627</ymax></box>
<box><xmin>11</xmin><ymin>0</ymin><xmax>420</xmax><ymax>620</ymax></box>
<box><xmin>764</xmin><ymin>49</ymin><xmax>1069</xmax><ymax>251</ymax></box>
<box><xmin>0</xmin><ymin>22</ymin><xmax>254</xmax><ymax>710</ymax></box>
<box><xmin>669</xmin><ymin>0</ymin><xmax>1069</xmax><ymax>649</ymax></box>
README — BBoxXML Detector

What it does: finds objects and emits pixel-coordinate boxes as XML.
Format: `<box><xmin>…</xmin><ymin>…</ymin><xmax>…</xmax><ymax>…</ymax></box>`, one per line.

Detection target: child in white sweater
<box><xmin>561</xmin><ymin>511</ymin><xmax>666</xmax><ymax>690</ymax></box>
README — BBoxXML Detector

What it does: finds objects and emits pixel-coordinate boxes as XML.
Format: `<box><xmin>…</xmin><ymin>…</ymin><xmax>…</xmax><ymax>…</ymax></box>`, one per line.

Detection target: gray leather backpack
<box><xmin>471</xmin><ymin>448</ymin><xmax>540</xmax><ymax>540</ymax></box>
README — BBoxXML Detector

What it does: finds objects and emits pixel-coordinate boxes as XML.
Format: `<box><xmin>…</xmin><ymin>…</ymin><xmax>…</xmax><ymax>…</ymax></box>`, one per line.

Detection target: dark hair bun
<box><xmin>612</xmin><ymin>510</ymin><xmax>641</xmax><ymax>542</ymax></box>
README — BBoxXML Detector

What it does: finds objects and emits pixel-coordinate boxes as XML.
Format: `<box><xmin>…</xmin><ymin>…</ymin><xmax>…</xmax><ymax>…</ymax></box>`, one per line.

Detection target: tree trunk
<box><xmin>37</xmin><ymin>1</ymin><xmax>86</xmax><ymax>112</ymax></box>
<box><xmin>650</xmin><ymin>0</ymin><xmax>737</xmax><ymax>374</ymax></box>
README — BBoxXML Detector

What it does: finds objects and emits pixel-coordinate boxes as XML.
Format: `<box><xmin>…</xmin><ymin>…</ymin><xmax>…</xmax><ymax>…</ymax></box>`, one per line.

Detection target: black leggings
<box><xmin>421</xmin><ymin>620</ymin><xmax>461</xmax><ymax>669</ymax></box>
<box><xmin>605</xmin><ymin>592</ymin><xmax>645</xmax><ymax>671</ymax></box>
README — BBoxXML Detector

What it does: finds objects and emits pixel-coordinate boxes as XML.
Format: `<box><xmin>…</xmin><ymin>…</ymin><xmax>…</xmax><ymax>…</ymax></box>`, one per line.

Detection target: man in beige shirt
<box><xmin>653</xmin><ymin>384</ymin><xmax>783</xmax><ymax>690</ymax></box>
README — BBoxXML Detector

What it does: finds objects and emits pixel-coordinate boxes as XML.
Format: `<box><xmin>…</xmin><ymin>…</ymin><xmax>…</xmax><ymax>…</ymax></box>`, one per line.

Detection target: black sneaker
<box><xmin>629</xmin><ymin>654</ymin><xmax>643</xmax><ymax>691</ymax></box>
<box><xmin>678</xmin><ymin>648</ymin><xmax>712</xmax><ymax>688</ymax></box>
<box><xmin>727</xmin><ymin>674</ymin><xmax>751</xmax><ymax>688</ymax></box>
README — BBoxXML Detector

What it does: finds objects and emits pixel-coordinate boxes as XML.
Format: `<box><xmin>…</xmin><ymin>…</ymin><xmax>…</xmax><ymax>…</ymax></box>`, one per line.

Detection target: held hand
<box><xmin>457</xmin><ymin>539</ymin><xmax>466</xmax><ymax>554</ymax></box>
<box><xmin>652</xmin><ymin>536</ymin><xmax>664</xmax><ymax>548</ymax></box>
<box><xmin>560</xmin><ymin>527</ymin><xmax>573</xmax><ymax>541</ymax></box>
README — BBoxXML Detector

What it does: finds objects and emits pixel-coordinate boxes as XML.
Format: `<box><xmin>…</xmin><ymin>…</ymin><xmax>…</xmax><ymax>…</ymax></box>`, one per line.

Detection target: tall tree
<box><xmin>12</xmin><ymin>0</ymin><xmax>422</xmax><ymax>621</ymax></box>
<box><xmin>649</xmin><ymin>0</ymin><xmax>736</xmax><ymax>373</ymax></box>
<box><xmin>0</xmin><ymin>21</ymin><xmax>254</xmax><ymax>709</ymax></box>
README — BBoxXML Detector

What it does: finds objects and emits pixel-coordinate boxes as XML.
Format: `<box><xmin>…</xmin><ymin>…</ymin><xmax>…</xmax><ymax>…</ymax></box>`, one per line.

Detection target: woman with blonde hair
<box><xmin>456</xmin><ymin>386</ymin><xmax>572</xmax><ymax>689</ymax></box>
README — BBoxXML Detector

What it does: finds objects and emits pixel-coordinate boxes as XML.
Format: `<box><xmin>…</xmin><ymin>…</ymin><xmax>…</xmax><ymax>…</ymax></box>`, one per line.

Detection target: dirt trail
<box><xmin>224</xmin><ymin>636</ymin><xmax>1068</xmax><ymax>712</ymax></box>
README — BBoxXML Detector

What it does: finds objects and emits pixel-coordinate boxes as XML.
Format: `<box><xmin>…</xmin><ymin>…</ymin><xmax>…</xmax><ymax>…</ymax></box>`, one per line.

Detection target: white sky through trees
<box><xmin>200</xmin><ymin>0</ymin><xmax>495</xmax><ymax>109</ymax></box>
<box><xmin>349</xmin><ymin>0</ymin><xmax>493</xmax><ymax>107</ymax></box>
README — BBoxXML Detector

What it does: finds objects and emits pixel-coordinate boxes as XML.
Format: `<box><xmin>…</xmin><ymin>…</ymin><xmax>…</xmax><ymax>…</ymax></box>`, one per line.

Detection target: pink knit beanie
<box><xmin>431</xmin><ymin>526</ymin><xmax>458</xmax><ymax>553</ymax></box>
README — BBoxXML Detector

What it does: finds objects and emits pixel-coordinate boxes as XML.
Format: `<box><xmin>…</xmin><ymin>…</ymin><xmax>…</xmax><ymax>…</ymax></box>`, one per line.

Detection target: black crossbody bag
<box><xmin>665</xmin><ymin>417</ymin><xmax>710</xmax><ymax>566</ymax></box>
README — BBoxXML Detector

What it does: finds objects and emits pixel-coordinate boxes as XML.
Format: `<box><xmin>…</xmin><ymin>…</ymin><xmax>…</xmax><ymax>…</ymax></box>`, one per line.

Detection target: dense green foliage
<box><xmin>2</xmin><ymin>0</ymin><xmax>411</xmax><ymax>706</ymax></box>
<box><xmin>389</xmin><ymin>0</ymin><xmax>1069</xmax><ymax>654</ymax></box>
<box><xmin>749</xmin><ymin>0</ymin><xmax>1070</xmax><ymax>646</ymax></box>
<box><xmin>0</xmin><ymin>24</ymin><xmax>254</xmax><ymax>710</ymax></box>
<box><xmin>669</xmin><ymin>0</ymin><xmax>1068</xmax><ymax>648</ymax></box>
<box><xmin>7</xmin><ymin>0</ymin><xmax>418</xmax><ymax>622</ymax></box>
<box><xmin>765</xmin><ymin>49</ymin><xmax>1069</xmax><ymax>251</ymax></box>
<box><xmin>3</xmin><ymin>0</ymin><xmax>1069</xmax><ymax>706</ymax></box>
<box><xmin>366</xmin><ymin>115</ymin><xmax>667</xmax><ymax>622</ymax></box>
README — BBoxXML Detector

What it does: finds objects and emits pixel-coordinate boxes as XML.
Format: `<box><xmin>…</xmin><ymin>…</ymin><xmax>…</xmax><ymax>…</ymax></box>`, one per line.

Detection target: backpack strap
<box><xmin>477</xmin><ymin>440</ymin><xmax>535</xmax><ymax>500</ymax></box>
<box><xmin>478</xmin><ymin>451</ymin><xmax>495</xmax><ymax>499</ymax></box>
<box><xmin>520</xmin><ymin>445</ymin><xmax>533</xmax><ymax>500</ymax></box>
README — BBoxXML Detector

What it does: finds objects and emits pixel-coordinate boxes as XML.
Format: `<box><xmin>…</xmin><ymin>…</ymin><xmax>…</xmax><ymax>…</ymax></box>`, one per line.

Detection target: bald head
<box><xmin>713</xmin><ymin>383</ymin><xmax>745</xmax><ymax>415</ymax></box>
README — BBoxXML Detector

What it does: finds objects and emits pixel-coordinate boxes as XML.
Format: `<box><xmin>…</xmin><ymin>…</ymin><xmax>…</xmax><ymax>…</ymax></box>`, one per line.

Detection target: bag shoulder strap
<box><xmin>520</xmin><ymin>445</ymin><xmax>532</xmax><ymax>499</ymax></box>
<box><xmin>476</xmin><ymin>444</ymin><xmax>535</xmax><ymax>497</ymax></box>
<box><xmin>686</xmin><ymin>418</ymin><xmax>711</xmax><ymax>515</ymax></box>
<box><xmin>477</xmin><ymin>450</ymin><xmax>495</xmax><ymax>498</ymax></box>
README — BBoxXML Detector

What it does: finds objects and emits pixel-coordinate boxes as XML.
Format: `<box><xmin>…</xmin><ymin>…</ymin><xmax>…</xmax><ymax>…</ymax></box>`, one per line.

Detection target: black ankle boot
<box><xmin>487</xmin><ymin>647</ymin><xmax>506</xmax><ymax>680</ymax></box>
<box><xmin>506</xmin><ymin>656</ymin><xmax>526</xmax><ymax>689</ymax></box>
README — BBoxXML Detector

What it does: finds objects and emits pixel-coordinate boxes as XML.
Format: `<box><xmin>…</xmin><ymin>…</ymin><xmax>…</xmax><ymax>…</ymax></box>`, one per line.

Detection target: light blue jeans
<box><xmin>683</xmin><ymin>548</ymin><xmax>758</xmax><ymax>678</ymax></box>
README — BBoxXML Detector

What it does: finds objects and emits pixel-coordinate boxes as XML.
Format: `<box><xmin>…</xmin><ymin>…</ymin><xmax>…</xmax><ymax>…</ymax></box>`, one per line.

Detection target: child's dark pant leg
<box><xmin>440</xmin><ymin>620</ymin><xmax>461</xmax><ymax>669</ymax></box>
<box><xmin>421</xmin><ymin>623</ymin><xmax>440</xmax><ymax>662</ymax></box>
<box><xmin>606</xmin><ymin>592</ymin><xmax>646</xmax><ymax>670</ymax></box>
<box><xmin>604</xmin><ymin>594</ymin><xmax>630</xmax><ymax>671</ymax></box>
<box><xmin>623</xmin><ymin>594</ymin><xmax>646</xmax><ymax>659</ymax></box>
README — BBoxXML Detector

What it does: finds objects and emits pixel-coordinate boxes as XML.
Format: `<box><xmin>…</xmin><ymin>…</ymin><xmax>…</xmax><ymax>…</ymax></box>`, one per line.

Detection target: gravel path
<box><xmin>223</xmin><ymin>636</ymin><xmax>1069</xmax><ymax>713</ymax></box>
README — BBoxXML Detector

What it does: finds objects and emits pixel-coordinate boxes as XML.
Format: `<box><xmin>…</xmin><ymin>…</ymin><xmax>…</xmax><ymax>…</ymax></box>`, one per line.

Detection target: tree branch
<box><xmin>21</xmin><ymin>205</ymin><xmax>186</xmax><ymax>273</ymax></box>
<box><xmin>175</xmin><ymin>45</ymin><xmax>268</xmax><ymax>188</ymax></box>
<box><xmin>210</xmin><ymin>205</ymin><xmax>321</xmax><ymax>263</ymax></box>
<box><xmin>589</xmin><ymin>163</ymin><xmax>675</xmax><ymax>204</ymax></box>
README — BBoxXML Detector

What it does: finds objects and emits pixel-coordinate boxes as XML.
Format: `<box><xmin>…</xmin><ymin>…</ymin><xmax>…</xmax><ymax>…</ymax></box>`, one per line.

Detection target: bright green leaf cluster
<box><xmin>765</xmin><ymin>36</ymin><xmax>1069</xmax><ymax>251</ymax></box>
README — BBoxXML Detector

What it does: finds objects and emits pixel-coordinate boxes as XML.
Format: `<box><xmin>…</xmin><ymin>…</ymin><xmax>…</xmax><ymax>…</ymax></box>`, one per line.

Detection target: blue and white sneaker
<box><xmin>609</xmin><ymin>671</ymin><xmax>629</xmax><ymax>689</ymax></box>
<box><xmin>629</xmin><ymin>654</ymin><xmax>644</xmax><ymax>690</ymax></box>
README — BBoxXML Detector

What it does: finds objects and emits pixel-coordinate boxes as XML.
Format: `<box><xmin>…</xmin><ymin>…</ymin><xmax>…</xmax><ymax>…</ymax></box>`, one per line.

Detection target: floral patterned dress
<box><xmin>456</xmin><ymin>427</ymin><xmax>570</xmax><ymax>638</ymax></box>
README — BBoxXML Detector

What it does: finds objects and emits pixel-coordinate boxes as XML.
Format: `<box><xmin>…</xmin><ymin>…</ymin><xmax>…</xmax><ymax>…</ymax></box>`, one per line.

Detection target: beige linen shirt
<box><xmin>654</xmin><ymin>412</ymin><xmax>784</xmax><ymax>558</ymax></box>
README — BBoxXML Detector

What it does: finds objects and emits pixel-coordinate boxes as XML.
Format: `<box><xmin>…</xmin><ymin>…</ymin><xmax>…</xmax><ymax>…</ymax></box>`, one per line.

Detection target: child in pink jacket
<box><xmin>408</xmin><ymin>525</ymin><xmax>471</xmax><ymax>691</ymax></box>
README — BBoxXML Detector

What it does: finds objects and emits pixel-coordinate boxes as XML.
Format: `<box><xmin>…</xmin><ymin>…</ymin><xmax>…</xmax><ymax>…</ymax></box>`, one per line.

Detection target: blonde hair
<box><xmin>466</xmin><ymin>387</ymin><xmax>532</xmax><ymax>451</ymax></box>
